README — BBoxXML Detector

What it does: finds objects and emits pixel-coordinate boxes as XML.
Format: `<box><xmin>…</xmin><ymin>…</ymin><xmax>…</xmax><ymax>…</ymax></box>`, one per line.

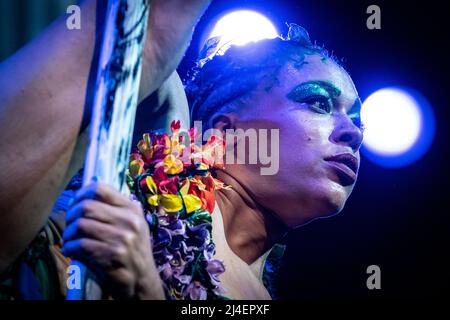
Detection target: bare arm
<box><xmin>0</xmin><ymin>0</ymin><xmax>208</xmax><ymax>272</ymax></box>
<box><xmin>135</xmin><ymin>71</ymin><xmax>190</xmax><ymax>138</ymax></box>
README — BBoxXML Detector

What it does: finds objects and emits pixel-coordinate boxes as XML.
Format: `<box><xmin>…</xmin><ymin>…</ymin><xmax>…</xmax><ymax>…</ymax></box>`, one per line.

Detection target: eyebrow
<box><xmin>287</xmin><ymin>80</ymin><xmax>342</xmax><ymax>100</ymax></box>
<box><xmin>310</xmin><ymin>81</ymin><xmax>342</xmax><ymax>98</ymax></box>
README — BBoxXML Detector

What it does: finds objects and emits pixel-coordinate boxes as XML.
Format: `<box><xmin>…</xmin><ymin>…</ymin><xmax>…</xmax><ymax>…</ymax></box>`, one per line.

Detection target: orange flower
<box><xmin>161</xmin><ymin>135</ymin><xmax>172</xmax><ymax>156</ymax></box>
<box><xmin>137</xmin><ymin>133</ymin><xmax>153</xmax><ymax>162</ymax></box>
<box><xmin>189</xmin><ymin>179</ymin><xmax>216</xmax><ymax>213</ymax></box>
<box><xmin>202</xmin><ymin>172</ymin><xmax>230</xmax><ymax>191</ymax></box>
<box><xmin>129</xmin><ymin>157</ymin><xmax>144</xmax><ymax>178</ymax></box>
<box><xmin>145</xmin><ymin>176</ymin><xmax>159</xmax><ymax>207</ymax></box>
<box><xmin>188</xmin><ymin>173</ymin><xmax>230</xmax><ymax>213</ymax></box>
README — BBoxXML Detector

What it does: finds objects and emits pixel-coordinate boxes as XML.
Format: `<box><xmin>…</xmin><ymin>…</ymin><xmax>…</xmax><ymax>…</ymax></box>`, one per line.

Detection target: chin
<box><xmin>321</xmin><ymin>186</ymin><xmax>349</xmax><ymax>216</ymax></box>
<box><xmin>286</xmin><ymin>199</ymin><xmax>347</xmax><ymax>230</ymax></box>
<box><xmin>299</xmin><ymin>186</ymin><xmax>349</xmax><ymax>227</ymax></box>
<box><xmin>278</xmin><ymin>179</ymin><xmax>353</xmax><ymax>228</ymax></box>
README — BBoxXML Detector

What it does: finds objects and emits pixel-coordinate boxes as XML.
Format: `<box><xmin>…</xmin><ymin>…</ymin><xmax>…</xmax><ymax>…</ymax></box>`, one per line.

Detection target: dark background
<box><xmin>1</xmin><ymin>0</ymin><xmax>449</xmax><ymax>299</ymax></box>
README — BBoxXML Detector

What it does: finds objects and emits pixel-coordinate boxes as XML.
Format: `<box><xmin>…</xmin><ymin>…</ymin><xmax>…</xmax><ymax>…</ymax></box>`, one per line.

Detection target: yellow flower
<box><xmin>146</xmin><ymin>176</ymin><xmax>159</xmax><ymax>207</ymax></box>
<box><xmin>157</xmin><ymin>154</ymin><xmax>184</xmax><ymax>175</ymax></box>
<box><xmin>197</xmin><ymin>162</ymin><xmax>209</xmax><ymax>171</ymax></box>
<box><xmin>146</xmin><ymin>176</ymin><xmax>200</xmax><ymax>213</ymax></box>
<box><xmin>145</xmin><ymin>175</ymin><xmax>201</xmax><ymax>214</ymax></box>
<box><xmin>156</xmin><ymin>180</ymin><xmax>201</xmax><ymax>213</ymax></box>
<box><xmin>180</xmin><ymin>179</ymin><xmax>202</xmax><ymax>213</ymax></box>
<box><xmin>159</xmin><ymin>194</ymin><xmax>183</xmax><ymax>212</ymax></box>
<box><xmin>146</xmin><ymin>176</ymin><xmax>158</xmax><ymax>193</ymax></box>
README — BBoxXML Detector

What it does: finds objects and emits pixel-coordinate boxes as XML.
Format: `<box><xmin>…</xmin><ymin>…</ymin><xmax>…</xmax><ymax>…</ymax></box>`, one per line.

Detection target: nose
<box><xmin>329</xmin><ymin>114</ymin><xmax>364</xmax><ymax>152</ymax></box>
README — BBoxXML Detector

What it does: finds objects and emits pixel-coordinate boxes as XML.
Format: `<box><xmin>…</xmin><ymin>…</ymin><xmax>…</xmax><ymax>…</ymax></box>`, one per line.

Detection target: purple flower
<box><xmin>159</xmin><ymin>262</ymin><xmax>173</xmax><ymax>280</ymax></box>
<box><xmin>167</xmin><ymin>218</ymin><xmax>184</xmax><ymax>232</ymax></box>
<box><xmin>153</xmin><ymin>247</ymin><xmax>173</xmax><ymax>266</ymax></box>
<box><xmin>173</xmin><ymin>274</ymin><xmax>192</xmax><ymax>285</ymax></box>
<box><xmin>186</xmin><ymin>223</ymin><xmax>211</xmax><ymax>249</ymax></box>
<box><xmin>206</xmin><ymin>259</ymin><xmax>225</xmax><ymax>279</ymax></box>
<box><xmin>152</xmin><ymin>227</ymin><xmax>172</xmax><ymax>252</ymax></box>
<box><xmin>185</xmin><ymin>281</ymin><xmax>208</xmax><ymax>300</ymax></box>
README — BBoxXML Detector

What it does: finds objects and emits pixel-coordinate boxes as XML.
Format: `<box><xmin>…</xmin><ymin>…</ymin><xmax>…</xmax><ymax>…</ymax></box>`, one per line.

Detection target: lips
<box><xmin>324</xmin><ymin>153</ymin><xmax>359</xmax><ymax>186</ymax></box>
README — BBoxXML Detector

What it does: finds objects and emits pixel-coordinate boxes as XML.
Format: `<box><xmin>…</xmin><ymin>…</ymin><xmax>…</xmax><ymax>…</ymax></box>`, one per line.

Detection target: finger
<box><xmin>65</xmin><ymin>199</ymin><xmax>146</xmax><ymax>234</ymax></box>
<box><xmin>74</xmin><ymin>182</ymin><xmax>130</xmax><ymax>208</ymax></box>
<box><xmin>63</xmin><ymin>217</ymin><xmax>120</xmax><ymax>244</ymax></box>
<box><xmin>66</xmin><ymin>199</ymin><xmax>121</xmax><ymax>226</ymax></box>
<box><xmin>62</xmin><ymin>238</ymin><xmax>115</xmax><ymax>273</ymax></box>
<box><xmin>62</xmin><ymin>238</ymin><xmax>107</xmax><ymax>258</ymax></box>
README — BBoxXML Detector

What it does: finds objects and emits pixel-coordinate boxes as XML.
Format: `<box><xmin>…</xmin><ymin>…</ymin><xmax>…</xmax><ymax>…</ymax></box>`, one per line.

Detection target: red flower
<box><xmin>188</xmin><ymin>127</ymin><xmax>198</xmax><ymax>142</ymax></box>
<box><xmin>158</xmin><ymin>176</ymin><xmax>180</xmax><ymax>195</ymax></box>
<box><xmin>152</xmin><ymin>166</ymin><xmax>168</xmax><ymax>184</ymax></box>
<box><xmin>152</xmin><ymin>166</ymin><xmax>179</xmax><ymax>194</ymax></box>
<box><xmin>171</xmin><ymin>120</ymin><xmax>181</xmax><ymax>132</ymax></box>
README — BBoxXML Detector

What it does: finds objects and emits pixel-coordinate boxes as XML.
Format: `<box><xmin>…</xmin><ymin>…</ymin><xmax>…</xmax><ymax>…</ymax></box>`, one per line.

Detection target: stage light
<box><xmin>361</xmin><ymin>87</ymin><xmax>435</xmax><ymax>168</ymax></box>
<box><xmin>209</xmin><ymin>10</ymin><xmax>278</xmax><ymax>50</ymax></box>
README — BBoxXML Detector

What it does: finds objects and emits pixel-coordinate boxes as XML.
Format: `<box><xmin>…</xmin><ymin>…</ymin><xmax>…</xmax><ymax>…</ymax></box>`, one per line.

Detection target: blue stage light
<box><xmin>208</xmin><ymin>10</ymin><xmax>278</xmax><ymax>53</ymax></box>
<box><xmin>361</xmin><ymin>87</ymin><xmax>435</xmax><ymax>168</ymax></box>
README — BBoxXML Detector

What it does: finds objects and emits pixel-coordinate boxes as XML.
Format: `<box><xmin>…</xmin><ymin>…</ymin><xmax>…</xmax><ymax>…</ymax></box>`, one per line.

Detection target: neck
<box><xmin>214</xmin><ymin>170</ymin><xmax>289</xmax><ymax>264</ymax></box>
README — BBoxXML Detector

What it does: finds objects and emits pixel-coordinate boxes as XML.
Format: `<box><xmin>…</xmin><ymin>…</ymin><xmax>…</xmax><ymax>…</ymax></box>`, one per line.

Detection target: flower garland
<box><xmin>126</xmin><ymin>120</ymin><xmax>229</xmax><ymax>300</ymax></box>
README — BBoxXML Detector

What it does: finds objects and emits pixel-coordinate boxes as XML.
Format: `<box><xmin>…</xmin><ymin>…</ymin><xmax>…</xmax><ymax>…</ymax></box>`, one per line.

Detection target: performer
<box><xmin>0</xmin><ymin>2</ymin><xmax>363</xmax><ymax>300</ymax></box>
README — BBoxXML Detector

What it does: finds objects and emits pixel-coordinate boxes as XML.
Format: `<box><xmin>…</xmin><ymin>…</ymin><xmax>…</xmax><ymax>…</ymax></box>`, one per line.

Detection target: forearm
<box><xmin>134</xmin><ymin>71</ymin><xmax>190</xmax><ymax>139</ymax></box>
<box><xmin>161</xmin><ymin>72</ymin><xmax>191</xmax><ymax>131</ymax></box>
<box><xmin>139</xmin><ymin>0</ymin><xmax>211</xmax><ymax>100</ymax></box>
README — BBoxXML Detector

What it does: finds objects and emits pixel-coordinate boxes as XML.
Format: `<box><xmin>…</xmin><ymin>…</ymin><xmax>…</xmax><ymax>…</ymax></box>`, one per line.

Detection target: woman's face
<box><xmin>220</xmin><ymin>54</ymin><xmax>364</xmax><ymax>228</ymax></box>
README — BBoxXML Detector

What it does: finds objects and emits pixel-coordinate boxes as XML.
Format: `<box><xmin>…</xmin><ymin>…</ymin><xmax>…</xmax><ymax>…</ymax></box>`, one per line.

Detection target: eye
<box><xmin>303</xmin><ymin>96</ymin><xmax>333</xmax><ymax>114</ymax></box>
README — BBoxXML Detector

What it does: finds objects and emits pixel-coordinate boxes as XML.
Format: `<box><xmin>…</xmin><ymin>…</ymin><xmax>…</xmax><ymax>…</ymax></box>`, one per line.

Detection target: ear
<box><xmin>210</xmin><ymin>113</ymin><xmax>238</xmax><ymax>136</ymax></box>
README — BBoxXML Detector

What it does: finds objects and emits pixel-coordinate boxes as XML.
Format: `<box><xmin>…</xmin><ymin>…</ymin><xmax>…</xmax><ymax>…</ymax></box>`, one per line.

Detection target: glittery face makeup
<box><xmin>287</xmin><ymin>80</ymin><xmax>363</xmax><ymax>130</ymax></box>
<box><xmin>287</xmin><ymin>81</ymin><xmax>342</xmax><ymax>114</ymax></box>
<box><xmin>287</xmin><ymin>81</ymin><xmax>342</xmax><ymax>102</ymax></box>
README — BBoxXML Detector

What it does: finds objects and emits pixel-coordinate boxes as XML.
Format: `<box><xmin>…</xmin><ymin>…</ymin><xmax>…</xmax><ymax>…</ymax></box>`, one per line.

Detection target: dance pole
<box><xmin>67</xmin><ymin>0</ymin><xmax>149</xmax><ymax>300</ymax></box>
